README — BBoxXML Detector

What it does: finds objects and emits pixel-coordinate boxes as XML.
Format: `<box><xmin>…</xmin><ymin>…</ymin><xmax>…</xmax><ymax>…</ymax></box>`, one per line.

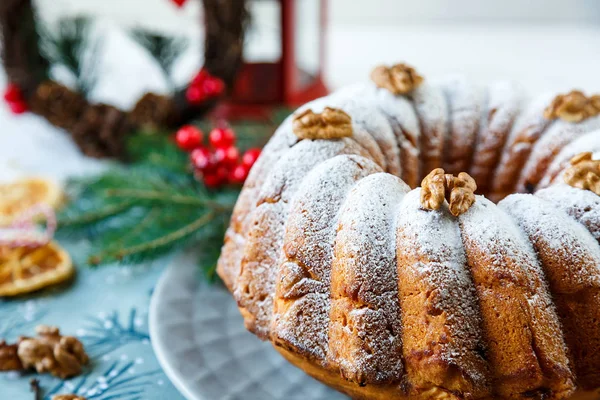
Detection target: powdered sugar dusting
<box><xmin>500</xmin><ymin>194</ymin><xmax>600</xmax><ymax>289</ymax></box>
<box><xmin>501</xmin><ymin>193</ymin><xmax>600</xmax><ymax>385</ymax></box>
<box><xmin>328</xmin><ymin>173</ymin><xmax>409</xmax><ymax>385</ymax></box>
<box><xmin>333</xmin><ymin>83</ymin><xmax>421</xmax><ymax>186</ymax></box>
<box><xmin>490</xmin><ymin>92</ymin><xmax>555</xmax><ymax>200</ymax></box>
<box><xmin>328</xmin><ymin>86</ymin><xmax>402</xmax><ymax>176</ymax></box>
<box><xmin>470</xmin><ymin>81</ymin><xmax>524</xmax><ymax>193</ymax></box>
<box><xmin>411</xmin><ymin>82</ymin><xmax>448</xmax><ymax>180</ymax></box>
<box><xmin>538</xmin><ymin>129</ymin><xmax>600</xmax><ymax>188</ymax></box>
<box><xmin>441</xmin><ymin>76</ymin><xmax>485</xmax><ymax>175</ymax></box>
<box><xmin>536</xmin><ymin>184</ymin><xmax>600</xmax><ymax>243</ymax></box>
<box><xmin>272</xmin><ymin>154</ymin><xmax>381</xmax><ymax>361</ymax></box>
<box><xmin>459</xmin><ymin>197</ymin><xmax>571</xmax><ymax>393</ymax></box>
<box><xmin>395</xmin><ymin>189</ymin><xmax>490</xmax><ymax>391</ymax></box>
<box><xmin>235</xmin><ymin>138</ymin><xmax>370</xmax><ymax>338</ymax></box>
<box><xmin>517</xmin><ymin>114</ymin><xmax>600</xmax><ymax>192</ymax></box>
<box><xmin>218</xmin><ymin>95</ymin><xmax>344</xmax><ymax>289</ymax></box>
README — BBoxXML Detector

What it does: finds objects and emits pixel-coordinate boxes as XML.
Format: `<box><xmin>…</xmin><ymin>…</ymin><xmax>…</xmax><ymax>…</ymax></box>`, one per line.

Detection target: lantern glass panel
<box><xmin>244</xmin><ymin>0</ymin><xmax>282</xmax><ymax>63</ymax></box>
<box><xmin>294</xmin><ymin>0</ymin><xmax>321</xmax><ymax>89</ymax></box>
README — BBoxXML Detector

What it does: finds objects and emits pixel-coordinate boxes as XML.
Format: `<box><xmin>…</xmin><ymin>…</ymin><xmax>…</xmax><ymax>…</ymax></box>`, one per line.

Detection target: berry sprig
<box><xmin>175</xmin><ymin>124</ymin><xmax>261</xmax><ymax>188</ymax></box>
<box><xmin>185</xmin><ymin>69</ymin><xmax>225</xmax><ymax>105</ymax></box>
<box><xmin>170</xmin><ymin>0</ymin><xmax>188</xmax><ymax>7</ymax></box>
<box><xmin>3</xmin><ymin>83</ymin><xmax>28</xmax><ymax>115</ymax></box>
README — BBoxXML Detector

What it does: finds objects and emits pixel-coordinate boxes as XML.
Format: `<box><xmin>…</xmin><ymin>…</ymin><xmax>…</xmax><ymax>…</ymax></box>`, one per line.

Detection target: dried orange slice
<box><xmin>0</xmin><ymin>241</ymin><xmax>73</xmax><ymax>297</ymax></box>
<box><xmin>0</xmin><ymin>178</ymin><xmax>62</xmax><ymax>226</ymax></box>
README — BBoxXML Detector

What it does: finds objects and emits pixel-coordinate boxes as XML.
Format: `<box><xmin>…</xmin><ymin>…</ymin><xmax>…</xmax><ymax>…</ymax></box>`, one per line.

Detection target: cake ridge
<box><xmin>271</xmin><ymin>154</ymin><xmax>381</xmax><ymax>361</ymax></box>
<box><xmin>517</xmin><ymin>115</ymin><xmax>600</xmax><ymax>193</ymax></box>
<box><xmin>441</xmin><ymin>76</ymin><xmax>485</xmax><ymax>175</ymax></box>
<box><xmin>235</xmin><ymin>138</ymin><xmax>371</xmax><ymax>337</ymax></box>
<box><xmin>538</xmin><ymin>129</ymin><xmax>600</xmax><ymax>189</ymax></box>
<box><xmin>396</xmin><ymin>189</ymin><xmax>491</xmax><ymax>397</ymax></box>
<box><xmin>458</xmin><ymin>196</ymin><xmax>574</xmax><ymax>398</ymax></box>
<box><xmin>470</xmin><ymin>80</ymin><xmax>524</xmax><ymax>194</ymax></box>
<box><xmin>329</xmin><ymin>173</ymin><xmax>410</xmax><ymax>386</ymax></box>
<box><xmin>500</xmin><ymin>193</ymin><xmax>600</xmax><ymax>388</ymax></box>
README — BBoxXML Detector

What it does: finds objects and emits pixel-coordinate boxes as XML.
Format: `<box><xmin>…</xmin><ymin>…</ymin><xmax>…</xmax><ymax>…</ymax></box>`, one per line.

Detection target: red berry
<box><xmin>191</xmin><ymin>69</ymin><xmax>209</xmax><ymax>86</ymax></box>
<box><xmin>203</xmin><ymin>172</ymin><xmax>221</xmax><ymax>188</ymax></box>
<box><xmin>190</xmin><ymin>147</ymin><xmax>215</xmax><ymax>171</ymax></box>
<box><xmin>214</xmin><ymin>146</ymin><xmax>239</xmax><ymax>167</ymax></box>
<box><xmin>201</xmin><ymin>77</ymin><xmax>225</xmax><ymax>97</ymax></box>
<box><xmin>4</xmin><ymin>83</ymin><xmax>22</xmax><ymax>103</ymax></box>
<box><xmin>176</xmin><ymin>125</ymin><xmax>203</xmax><ymax>151</ymax></box>
<box><xmin>229</xmin><ymin>164</ymin><xmax>249</xmax><ymax>184</ymax></box>
<box><xmin>171</xmin><ymin>0</ymin><xmax>187</xmax><ymax>7</ymax></box>
<box><xmin>9</xmin><ymin>101</ymin><xmax>27</xmax><ymax>114</ymax></box>
<box><xmin>242</xmin><ymin>148</ymin><xmax>261</xmax><ymax>168</ymax></box>
<box><xmin>215</xmin><ymin>165</ymin><xmax>230</xmax><ymax>182</ymax></box>
<box><xmin>185</xmin><ymin>85</ymin><xmax>206</xmax><ymax>105</ymax></box>
<box><xmin>209</xmin><ymin>127</ymin><xmax>235</xmax><ymax>149</ymax></box>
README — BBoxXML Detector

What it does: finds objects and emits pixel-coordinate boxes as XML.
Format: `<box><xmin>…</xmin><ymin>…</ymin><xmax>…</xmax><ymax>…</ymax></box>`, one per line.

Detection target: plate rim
<box><xmin>149</xmin><ymin>255</ymin><xmax>202</xmax><ymax>400</ymax></box>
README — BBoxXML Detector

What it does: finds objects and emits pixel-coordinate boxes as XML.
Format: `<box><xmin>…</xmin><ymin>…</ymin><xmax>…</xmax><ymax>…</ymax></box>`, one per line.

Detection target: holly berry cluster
<box><xmin>185</xmin><ymin>69</ymin><xmax>225</xmax><ymax>106</ymax></box>
<box><xmin>3</xmin><ymin>83</ymin><xmax>28</xmax><ymax>115</ymax></box>
<box><xmin>175</xmin><ymin>125</ymin><xmax>261</xmax><ymax>188</ymax></box>
<box><xmin>170</xmin><ymin>0</ymin><xmax>188</xmax><ymax>7</ymax></box>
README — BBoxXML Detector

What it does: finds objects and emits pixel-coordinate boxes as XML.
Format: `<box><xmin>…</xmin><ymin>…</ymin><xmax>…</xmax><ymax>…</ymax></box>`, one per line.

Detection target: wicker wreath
<box><xmin>0</xmin><ymin>0</ymin><xmax>248</xmax><ymax>158</ymax></box>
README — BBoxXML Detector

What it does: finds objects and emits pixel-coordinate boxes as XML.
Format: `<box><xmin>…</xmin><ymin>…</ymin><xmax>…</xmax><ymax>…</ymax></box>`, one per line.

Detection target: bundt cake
<box><xmin>217</xmin><ymin>62</ymin><xmax>600</xmax><ymax>399</ymax></box>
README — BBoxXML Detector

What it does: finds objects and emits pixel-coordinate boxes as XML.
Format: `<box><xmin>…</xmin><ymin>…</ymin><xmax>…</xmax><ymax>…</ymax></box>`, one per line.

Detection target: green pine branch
<box><xmin>58</xmin><ymin>164</ymin><xmax>239</xmax><ymax>275</ymax></box>
<box><xmin>57</xmin><ymin>110</ymin><xmax>292</xmax><ymax>280</ymax></box>
<box><xmin>39</xmin><ymin>16</ymin><xmax>103</xmax><ymax>97</ymax></box>
<box><xmin>129</xmin><ymin>28</ymin><xmax>189</xmax><ymax>91</ymax></box>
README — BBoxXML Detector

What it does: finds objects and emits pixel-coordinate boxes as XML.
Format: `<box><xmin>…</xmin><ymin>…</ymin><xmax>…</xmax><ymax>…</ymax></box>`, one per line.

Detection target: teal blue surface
<box><xmin>0</xmin><ymin>241</ymin><xmax>186</xmax><ymax>400</ymax></box>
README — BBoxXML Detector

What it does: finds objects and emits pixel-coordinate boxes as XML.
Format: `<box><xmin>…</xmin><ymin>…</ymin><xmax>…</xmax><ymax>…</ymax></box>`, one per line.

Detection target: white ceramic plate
<box><xmin>149</xmin><ymin>251</ymin><xmax>348</xmax><ymax>400</ymax></box>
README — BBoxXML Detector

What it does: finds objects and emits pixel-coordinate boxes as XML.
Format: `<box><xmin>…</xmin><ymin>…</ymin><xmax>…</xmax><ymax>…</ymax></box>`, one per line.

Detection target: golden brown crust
<box><xmin>271</xmin><ymin>155</ymin><xmax>381</xmax><ymax>363</ymax></box>
<box><xmin>328</xmin><ymin>174</ymin><xmax>409</xmax><ymax>386</ymax></box>
<box><xmin>500</xmin><ymin>195</ymin><xmax>600</xmax><ymax>390</ymax></box>
<box><xmin>490</xmin><ymin>95</ymin><xmax>554</xmax><ymax>201</ymax></box>
<box><xmin>274</xmin><ymin>345</ymin><xmax>462</xmax><ymax>400</ymax></box>
<box><xmin>459</xmin><ymin>199</ymin><xmax>574</xmax><ymax>398</ymax></box>
<box><xmin>396</xmin><ymin>190</ymin><xmax>491</xmax><ymax>397</ymax></box>
<box><xmin>235</xmin><ymin>139</ymin><xmax>371</xmax><ymax>338</ymax></box>
<box><xmin>441</xmin><ymin>79</ymin><xmax>484</xmax><ymax>176</ymax></box>
<box><xmin>470</xmin><ymin>82</ymin><xmax>522</xmax><ymax>195</ymax></box>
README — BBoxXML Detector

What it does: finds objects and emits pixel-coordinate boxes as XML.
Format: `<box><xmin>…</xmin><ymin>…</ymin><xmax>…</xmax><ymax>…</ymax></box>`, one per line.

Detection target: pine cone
<box><xmin>28</xmin><ymin>81</ymin><xmax>86</xmax><ymax>130</ymax></box>
<box><xmin>71</xmin><ymin>104</ymin><xmax>131</xmax><ymax>159</ymax></box>
<box><xmin>128</xmin><ymin>92</ymin><xmax>179</xmax><ymax>130</ymax></box>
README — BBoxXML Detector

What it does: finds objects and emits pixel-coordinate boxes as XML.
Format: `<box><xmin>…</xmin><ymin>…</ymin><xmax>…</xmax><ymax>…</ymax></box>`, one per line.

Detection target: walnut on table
<box><xmin>1</xmin><ymin>325</ymin><xmax>89</xmax><ymax>379</ymax></box>
<box><xmin>0</xmin><ymin>340</ymin><xmax>23</xmax><ymax>371</ymax></box>
<box><xmin>52</xmin><ymin>395</ymin><xmax>87</xmax><ymax>400</ymax></box>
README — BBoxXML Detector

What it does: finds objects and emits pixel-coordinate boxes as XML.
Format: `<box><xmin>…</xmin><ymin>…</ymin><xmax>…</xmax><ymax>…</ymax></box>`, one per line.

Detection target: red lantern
<box><xmin>222</xmin><ymin>0</ymin><xmax>328</xmax><ymax>118</ymax></box>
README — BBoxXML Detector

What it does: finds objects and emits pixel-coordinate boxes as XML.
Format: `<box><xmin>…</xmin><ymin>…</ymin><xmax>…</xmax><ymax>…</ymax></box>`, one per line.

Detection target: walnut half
<box><xmin>52</xmin><ymin>395</ymin><xmax>87</xmax><ymax>400</ymax></box>
<box><xmin>564</xmin><ymin>152</ymin><xmax>600</xmax><ymax>195</ymax></box>
<box><xmin>370</xmin><ymin>63</ymin><xmax>424</xmax><ymax>95</ymax></box>
<box><xmin>17</xmin><ymin>325</ymin><xmax>89</xmax><ymax>379</ymax></box>
<box><xmin>292</xmin><ymin>107</ymin><xmax>353</xmax><ymax>140</ymax></box>
<box><xmin>0</xmin><ymin>340</ymin><xmax>22</xmax><ymax>371</ymax></box>
<box><xmin>421</xmin><ymin>169</ymin><xmax>477</xmax><ymax>216</ymax></box>
<box><xmin>544</xmin><ymin>90</ymin><xmax>600</xmax><ymax>122</ymax></box>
